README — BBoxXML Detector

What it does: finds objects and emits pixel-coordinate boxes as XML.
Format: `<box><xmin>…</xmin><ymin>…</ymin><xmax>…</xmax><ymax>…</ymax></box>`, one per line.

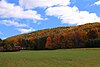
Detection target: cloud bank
<box><xmin>19</xmin><ymin>0</ymin><xmax>100</xmax><ymax>25</ymax></box>
<box><xmin>45</xmin><ymin>6</ymin><xmax>100</xmax><ymax>25</ymax></box>
<box><xmin>0</xmin><ymin>0</ymin><xmax>43</xmax><ymax>20</ymax></box>
<box><xmin>0</xmin><ymin>0</ymin><xmax>40</xmax><ymax>33</ymax></box>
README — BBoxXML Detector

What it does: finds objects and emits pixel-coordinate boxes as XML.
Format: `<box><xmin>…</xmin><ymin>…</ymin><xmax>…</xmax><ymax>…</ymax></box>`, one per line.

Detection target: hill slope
<box><xmin>1</xmin><ymin>22</ymin><xmax>100</xmax><ymax>50</ymax></box>
<box><xmin>5</xmin><ymin>22</ymin><xmax>100</xmax><ymax>40</ymax></box>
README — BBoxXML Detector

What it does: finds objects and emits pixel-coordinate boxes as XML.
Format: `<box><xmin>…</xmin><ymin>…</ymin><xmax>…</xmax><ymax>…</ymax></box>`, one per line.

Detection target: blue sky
<box><xmin>0</xmin><ymin>0</ymin><xmax>100</xmax><ymax>39</ymax></box>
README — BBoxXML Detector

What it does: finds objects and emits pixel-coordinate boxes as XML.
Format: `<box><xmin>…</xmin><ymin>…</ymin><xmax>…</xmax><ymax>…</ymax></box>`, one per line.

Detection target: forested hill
<box><xmin>0</xmin><ymin>22</ymin><xmax>100</xmax><ymax>51</ymax></box>
<box><xmin>5</xmin><ymin>22</ymin><xmax>100</xmax><ymax>40</ymax></box>
<box><xmin>5</xmin><ymin>22</ymin><xmax>100</xmax><ymax>41</ymax></box>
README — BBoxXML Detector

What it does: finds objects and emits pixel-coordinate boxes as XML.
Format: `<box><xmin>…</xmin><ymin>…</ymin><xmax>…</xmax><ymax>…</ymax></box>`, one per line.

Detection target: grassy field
<box><xmin>0</xmin><ymin>48</ymin><xmax>100</xmax><ymax>67</ymax></box>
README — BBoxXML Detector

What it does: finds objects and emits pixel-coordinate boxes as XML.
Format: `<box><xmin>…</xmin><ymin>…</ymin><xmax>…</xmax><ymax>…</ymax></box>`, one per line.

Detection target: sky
<box><xmin>0</xmin><ymin>0</ymin><xmax>100</xmax><ymax>39</ymax></box>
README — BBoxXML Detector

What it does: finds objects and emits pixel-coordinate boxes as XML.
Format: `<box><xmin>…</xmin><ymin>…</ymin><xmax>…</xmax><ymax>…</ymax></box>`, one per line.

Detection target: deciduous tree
<box><xmin>87</xmin><ymin>29</ymin><xmax>98</xmax><ymax>39</ymax></box>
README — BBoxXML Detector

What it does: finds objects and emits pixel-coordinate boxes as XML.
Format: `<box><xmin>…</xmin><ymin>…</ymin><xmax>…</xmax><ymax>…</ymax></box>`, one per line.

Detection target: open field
<box><xmin>0</xmin><ymin>48</ymin><xmax>100</xmax><ymax>67</ymax></box>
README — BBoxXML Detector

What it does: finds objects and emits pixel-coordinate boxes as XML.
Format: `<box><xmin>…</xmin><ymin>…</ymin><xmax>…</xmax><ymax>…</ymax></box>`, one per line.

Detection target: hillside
<box><xmin>5</xmin><ymin>22</ymin><xmax>100</xmax><ymax>40</ymax></box>
<box><xmin>0</xmin><ymin>22</ymin><xmax>100</xmax><ymax>51</ymax></box>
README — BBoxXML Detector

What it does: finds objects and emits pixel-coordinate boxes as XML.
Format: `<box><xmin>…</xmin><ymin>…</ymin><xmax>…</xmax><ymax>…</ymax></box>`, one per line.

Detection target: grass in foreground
<box><xmin>0</xmin><ymin>48</ymin><xmax>100</xmax><ymax>67</ymax></box>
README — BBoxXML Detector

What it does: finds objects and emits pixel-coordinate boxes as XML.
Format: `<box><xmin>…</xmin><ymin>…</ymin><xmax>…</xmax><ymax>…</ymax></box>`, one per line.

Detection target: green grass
<box><xmin>0</xmin><ymin>48</ymin><xmax>100</xmax><ymax>67</ymax></box>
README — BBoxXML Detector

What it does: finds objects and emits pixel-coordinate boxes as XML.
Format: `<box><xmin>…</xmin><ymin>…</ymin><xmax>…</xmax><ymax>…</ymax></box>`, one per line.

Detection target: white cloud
<box><xmin>17</xmin><ymin>28</ymin><xmax>36</xmax><ymax>34</ymax></box>
<box><xmin>0</xmin><ymin>20</ymin><xmax>36</xmax><ymax>34</ymax></box>
<box><xmin>0</xmin><ymin>0</ymin><xmax>100</xmax><ymax>26</ymax></box>
<box><xmin>19</xmin><ymin>0</ymin><xmax>70</xmax><ymax>9</ymax></box>
<box><xmin>0</xmin><ymin>20</ymin><xmax>28</xmax><ymax>27</ymax></box>
<box><xmin>45</xmin><ymin>6</ymin><xmax>100</xmax><ymax>25</ymax></box>
<box><xmin>0</xmin><ymin>1</ymin><xmax>43</xmax><ymax>20</ymax></box>
<box><xmin>19</xmin><ymin>0</ymin><xmax>100</xmax><ymax>25</ymax></box>
<box><xmin>94</xmin><ymin>0</ymin><xmax>100</xmax><ymax>5</ymax></box>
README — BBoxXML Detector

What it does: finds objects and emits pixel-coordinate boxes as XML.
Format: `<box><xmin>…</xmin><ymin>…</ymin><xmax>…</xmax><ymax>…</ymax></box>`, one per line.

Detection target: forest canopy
<box><xmin>0</xmin><ymin>22</ymin><xmax>100</xmax><ymax>51</ymax></box>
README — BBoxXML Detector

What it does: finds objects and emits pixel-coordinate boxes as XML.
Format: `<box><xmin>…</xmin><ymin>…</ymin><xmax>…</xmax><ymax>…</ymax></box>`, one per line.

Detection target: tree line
<box><xmin>0</xmin><ymin>29</ymin><xmax>100</xmax><ymax>51</ymax></box>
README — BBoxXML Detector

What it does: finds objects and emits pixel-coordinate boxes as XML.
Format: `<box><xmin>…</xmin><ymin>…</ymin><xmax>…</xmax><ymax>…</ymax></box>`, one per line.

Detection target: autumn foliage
<box><xmin>0</xmin><ymin>22</ymin><xmax>100</xmax><ymax>51</ymax></box>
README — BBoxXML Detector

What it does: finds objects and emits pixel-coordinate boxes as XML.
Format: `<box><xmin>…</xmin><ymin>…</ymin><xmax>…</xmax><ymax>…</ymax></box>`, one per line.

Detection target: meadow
<box><xmin>0</xmin><ymin>48</ymin><xmax>100</xmax><ymax>67</ymax></box>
